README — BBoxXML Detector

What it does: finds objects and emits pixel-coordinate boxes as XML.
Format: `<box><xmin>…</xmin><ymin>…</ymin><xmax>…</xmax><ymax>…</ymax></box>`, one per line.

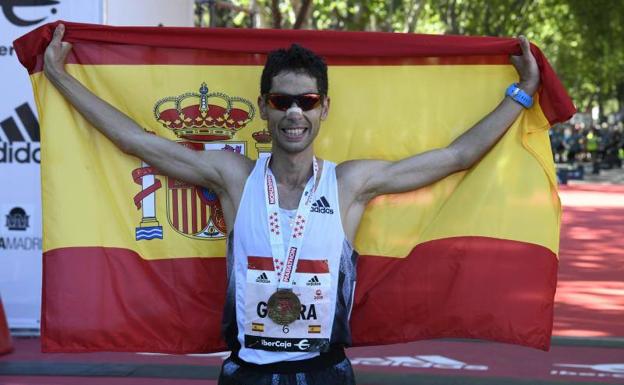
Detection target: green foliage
<box><xmin>195</xmin><ymin>0</ymin><xmax>624</xmax><ymax>117</ymax></box>
<box><xmin>561</xmin><ymin>0</ymin><xmax>624</xmax><ymax>116</ymax></box>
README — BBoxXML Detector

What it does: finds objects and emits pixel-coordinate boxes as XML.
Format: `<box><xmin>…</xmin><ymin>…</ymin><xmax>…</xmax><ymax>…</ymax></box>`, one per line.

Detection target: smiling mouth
<box><xmin>281</xmin><ymin>127</ymin><xmax>307</xmax><ymax>139</ymax></box>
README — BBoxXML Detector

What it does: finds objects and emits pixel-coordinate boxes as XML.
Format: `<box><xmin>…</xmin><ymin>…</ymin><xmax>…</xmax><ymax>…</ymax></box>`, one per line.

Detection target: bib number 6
<box><xmin>282</xmin><ymin>325</ymin><xmax>290</xmax><ymax>334</ymax></box>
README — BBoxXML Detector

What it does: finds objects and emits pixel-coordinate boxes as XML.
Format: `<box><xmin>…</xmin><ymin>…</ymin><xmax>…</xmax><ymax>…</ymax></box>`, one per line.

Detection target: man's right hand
<box><xmin>44</xmin><ymin>24</ymin><xmax>72</xmax><ymax>80</ymax></box>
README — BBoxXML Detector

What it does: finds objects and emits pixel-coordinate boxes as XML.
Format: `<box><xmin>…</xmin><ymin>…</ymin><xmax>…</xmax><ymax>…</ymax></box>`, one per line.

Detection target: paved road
<box><xmin>2</xmin><ymin>337</ymin><xmax>624</xmax><ymax>385</ymax></box>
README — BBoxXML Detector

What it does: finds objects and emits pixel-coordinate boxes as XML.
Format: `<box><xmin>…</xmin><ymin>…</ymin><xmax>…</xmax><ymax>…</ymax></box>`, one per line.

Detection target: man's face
<box><xmin>258</xmin><ymin>71</ymin><xmax>330</xmax><ymax>155</ymax></box>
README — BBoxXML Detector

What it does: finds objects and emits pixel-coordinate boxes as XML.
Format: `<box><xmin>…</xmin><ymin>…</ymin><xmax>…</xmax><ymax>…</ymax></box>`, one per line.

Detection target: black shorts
<box><xmin>218</xmin><ymin>351</ymin><xmax>355</xmax><ymax>385</ymax></box>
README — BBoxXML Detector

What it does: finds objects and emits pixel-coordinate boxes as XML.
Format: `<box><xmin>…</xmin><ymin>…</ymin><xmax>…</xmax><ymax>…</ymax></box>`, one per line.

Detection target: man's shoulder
<box><xmin>335</xmin><ymin>159</ymin><xmax>381</xmax><ymax>180</ymax></box>
<box><xmin>203</xmin><ymin>150</ymin><xmax>255</xmax><ymax>194</ymax></box>
<box><xmin>335</xmin><ymin>159</ymin><xmax>359</xmax><ymax>182</ymax></box>
<box><xmin>334</xmin><ymin>159</ymin><xmax>376</xmax><ymax>195</ymax></box>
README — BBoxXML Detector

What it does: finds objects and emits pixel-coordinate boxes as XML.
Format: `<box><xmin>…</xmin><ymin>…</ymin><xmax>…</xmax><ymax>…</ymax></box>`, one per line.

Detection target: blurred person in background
<box><xmin>586</xmin><ymin>125</ymin><xmax>600</xmax><ymax>174</ymax></box>
<box><xmin>603</xmin><ymin>122</ymin><xmax>623</xmax><ymax>169</ymax></box>
<box><xmin>550</xmin><ymin>124</ymin><xmax>565</xmax><ymax>163</ymax></box>
<box><xmin>565</xmin><ymin>124</ymin><xmax>583</xmax><ymax>164</ymax></box>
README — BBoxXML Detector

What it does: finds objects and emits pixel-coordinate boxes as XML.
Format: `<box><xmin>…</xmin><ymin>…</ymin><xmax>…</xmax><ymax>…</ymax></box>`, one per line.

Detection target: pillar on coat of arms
<box><xmin>0</xmin><ymin>296</ymin><xmax>13</xmax><ymax>355</ymax></box>
<box><xmin>252</xmin><ymin>129</ymin><xmax>272</xmax><ymax>156</ymax></box>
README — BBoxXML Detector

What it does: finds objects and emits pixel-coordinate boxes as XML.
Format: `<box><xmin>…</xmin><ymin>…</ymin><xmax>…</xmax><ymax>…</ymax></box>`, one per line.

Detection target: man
<box><xmin>43</xmin><ymin>24</ymin><xmax>539</xmax><ymax>385</ymax></box>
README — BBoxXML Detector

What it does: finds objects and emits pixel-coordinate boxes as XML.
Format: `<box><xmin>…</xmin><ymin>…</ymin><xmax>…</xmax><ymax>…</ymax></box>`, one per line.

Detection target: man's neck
<box><xmin>269</xmin><ymin>148</ymin><xmax>315</xmax><ymax>189</ymax></box>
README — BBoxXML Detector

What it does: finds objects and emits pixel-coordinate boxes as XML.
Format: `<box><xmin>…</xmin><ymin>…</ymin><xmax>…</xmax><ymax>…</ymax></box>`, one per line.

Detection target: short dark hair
<box><xmin>260</xmin><ymin>44</ymin><xmax>328</xmax><ymax>96</ymax></box>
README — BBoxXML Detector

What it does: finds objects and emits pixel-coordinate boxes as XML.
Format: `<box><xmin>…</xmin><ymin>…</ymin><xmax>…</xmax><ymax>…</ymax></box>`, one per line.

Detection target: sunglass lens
<box><xmin>268</xmin><ymin>94</ymin><xmax>293</xmax><ymax>111</ymax></box>
<box><xmin>267</xmin><ymin>94</ymin><xmax>322</xmax><ymax>111</ymax></box>
<box><xmin>296</xmin><ymin>94</ymin><xmax>321</xmax><ymax>110</ymax></box>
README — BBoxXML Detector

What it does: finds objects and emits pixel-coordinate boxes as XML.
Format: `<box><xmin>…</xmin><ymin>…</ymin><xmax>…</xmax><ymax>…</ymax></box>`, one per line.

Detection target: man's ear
<box><xmin>320</xmin><ymin>96</ymin><xmax>330</xmax><ymax>121</ymax></box>
<box><xmin>258</xmin><ymin>95</ymin><xmax>268</xmax><ymax>120</ymax></box>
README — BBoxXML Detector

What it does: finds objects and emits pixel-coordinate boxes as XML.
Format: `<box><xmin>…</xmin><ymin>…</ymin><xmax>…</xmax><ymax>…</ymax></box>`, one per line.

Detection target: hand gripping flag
<box><xmin>15</xmin><ymin>21</ymin><xmax>574</xmax><ymax>353</ymax></box>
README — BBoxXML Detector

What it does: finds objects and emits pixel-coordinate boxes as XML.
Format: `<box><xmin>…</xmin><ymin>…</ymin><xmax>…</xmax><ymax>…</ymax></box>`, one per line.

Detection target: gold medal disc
<box><xmin>267</xmin><ymin>289</ymin><xmax>301</xmax><ymax>326</ymax></box>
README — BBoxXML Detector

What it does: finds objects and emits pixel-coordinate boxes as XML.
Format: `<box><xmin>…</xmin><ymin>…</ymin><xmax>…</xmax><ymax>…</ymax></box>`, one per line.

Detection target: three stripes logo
<box><xmin>311</xmin><ymin>196</ymin><xmax>334</xmax><ymax>214</ymax></box>
<box><xmin>256</xmin><ymin>272</ymin><xmax>270</xmax><ymax>284</ymax></box>
<box><xmin>0</xmin><ymin>103</ymin><xmax>40</xmax><ymax>164</ymax></box>
<box><xmin>306</xmin><ymin>275</ymin><xmax>321</xmax><ymax>286</ymax></box>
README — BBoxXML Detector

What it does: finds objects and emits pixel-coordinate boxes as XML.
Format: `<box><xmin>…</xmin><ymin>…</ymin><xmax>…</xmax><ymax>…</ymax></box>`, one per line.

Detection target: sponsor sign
<box><xmin>244</xmin><ymin>335</ymin><xmax>328</xmax><ymax>352</ymax></box>
<box><xmin>1</xmin><ymin>205</ymin><xmax>41</xmax><ymax>250</ymax></box>
<box><xmin>310</xmin><ymin>196</ymin><xmax>334</xmax><ymax>214</ymax></box>
<box><xmin>0</xmin><ymin>103</ymin><xmax>40</xmax><ymax>164</ymax></box>
<box><xmin>0</xmin><ymin>0</ymin><xmax>102</xmax><ymax>330</ymax></box>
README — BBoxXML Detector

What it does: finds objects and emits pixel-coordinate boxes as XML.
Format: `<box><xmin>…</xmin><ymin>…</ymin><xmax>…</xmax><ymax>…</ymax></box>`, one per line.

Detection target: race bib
<box><xmin>244</xmin><ymin>256</ymin><xmax>333</xmax><ymax>352</ymax></box>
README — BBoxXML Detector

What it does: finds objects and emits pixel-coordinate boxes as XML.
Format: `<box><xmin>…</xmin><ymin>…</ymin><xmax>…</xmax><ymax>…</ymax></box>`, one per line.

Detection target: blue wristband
<box><xmin>505</xmin><ymin>83</ymin><xmax>533</xmax><ymax>108</ymax></box>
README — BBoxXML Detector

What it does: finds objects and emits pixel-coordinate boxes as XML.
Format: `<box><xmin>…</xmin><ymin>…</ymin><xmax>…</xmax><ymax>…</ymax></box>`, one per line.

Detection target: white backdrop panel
<box><xmin>0</xmin><ymin>0</ymin><xmax>102</xmax><ymax>330</ymax></box>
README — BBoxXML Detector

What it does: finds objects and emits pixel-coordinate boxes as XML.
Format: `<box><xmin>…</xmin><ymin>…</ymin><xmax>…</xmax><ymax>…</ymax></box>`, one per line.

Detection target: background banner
<box><xmin>15</xmin><ymin>21</ymin><xmax>574</xmax><ymax>352</ymax></box>
<box><xmin>0</xmin><ymin>0</ymin><xmax>102</xmax><ymax>331</ymax></box>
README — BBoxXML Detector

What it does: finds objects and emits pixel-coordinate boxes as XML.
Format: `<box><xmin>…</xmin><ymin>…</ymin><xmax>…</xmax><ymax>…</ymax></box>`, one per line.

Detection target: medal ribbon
<box><xmin>263</xmin><ymin>155</ymin><xmax>319</xmax><ymax>290</ymax></box>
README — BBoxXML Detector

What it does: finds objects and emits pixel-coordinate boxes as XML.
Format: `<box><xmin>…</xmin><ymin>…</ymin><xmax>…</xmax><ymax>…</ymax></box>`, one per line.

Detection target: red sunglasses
<box><xmin>266</xmin><ymin>93</ymin><xmax>323</xmax><ymax>111</ymax></box>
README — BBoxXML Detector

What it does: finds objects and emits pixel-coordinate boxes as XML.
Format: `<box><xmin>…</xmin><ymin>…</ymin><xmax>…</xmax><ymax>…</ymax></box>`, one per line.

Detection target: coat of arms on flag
<box><xmin>133</xmin><ymin>82</ymin><xmax>259</xmax><ymax>241</ymax></box>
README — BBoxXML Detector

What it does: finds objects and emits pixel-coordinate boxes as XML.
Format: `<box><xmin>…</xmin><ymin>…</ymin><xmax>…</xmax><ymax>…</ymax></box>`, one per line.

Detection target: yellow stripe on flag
<box><xmin>35</xmin><ymin>63</ymin><xmax>559</xmax><ymax>260</ymax></box>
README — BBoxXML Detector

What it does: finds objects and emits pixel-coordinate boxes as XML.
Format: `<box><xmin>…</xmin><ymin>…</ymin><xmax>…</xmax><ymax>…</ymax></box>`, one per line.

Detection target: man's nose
<box><xmin>286</xmin><ymin>104</ymin><xmax>303</xmax><ymax>118</ymax></box>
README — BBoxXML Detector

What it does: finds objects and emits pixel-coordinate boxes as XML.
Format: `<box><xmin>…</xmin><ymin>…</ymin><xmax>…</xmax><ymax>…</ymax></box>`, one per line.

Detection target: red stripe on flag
<box><xmin>14</xmin><ymin>21</ymin><xmax>575</xmax><ymax>125</ymax></box>
<box><xmin>351</xmin><ymin>237</ymin><xmax>558</xmax><ymax>351</ymax></box>
<box><xmin>171</xmin><ymin>189</ymin><xmax>178</xmax><ymax>229</ymax></box>
<box><xmin>0</xmin><ymin>297</ymin><xmax>13</xmax><ymax>355</ymax></box>
<box><xmin>200</xmin><ymin>199</ymin><xmax>207</xmax><ymax>233</ymax></box>
<box><xmin>191</xmin><ymin>188</ymin><xmax>198</xmax><ymax>234</ymax></box>
<box><xmin>181</xmin><ymin>190</ymin><xmax>188</xmax><ymax>234</ymax></box>
<box><xmin>41</xmin><ymin>236</ymin><xmax>556</xmax><ymax>352</ymax></box>
<box><xmin>51</xmin><ymin>43</ymin><xmax>513</xmax><ymax>67</ymax></box>
<box><xmin>42</xmin><ymin>247</ymin><xmax>227</xmax><ymax>353</ymax></box>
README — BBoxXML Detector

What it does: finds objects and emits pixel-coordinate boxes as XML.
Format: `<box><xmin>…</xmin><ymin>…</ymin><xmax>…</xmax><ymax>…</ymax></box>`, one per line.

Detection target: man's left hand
<box><xmin>510</xmin><ymin>36</ymin><xmax>540</xmax><ymax>95</ymax></box>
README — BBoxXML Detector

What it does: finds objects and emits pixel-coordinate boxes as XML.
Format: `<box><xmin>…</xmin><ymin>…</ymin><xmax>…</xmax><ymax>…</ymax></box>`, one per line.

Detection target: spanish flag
<box><xmin>15</xmin><ymin>21</ymin><xmax>574</xmax><ymax>353</ymax></box>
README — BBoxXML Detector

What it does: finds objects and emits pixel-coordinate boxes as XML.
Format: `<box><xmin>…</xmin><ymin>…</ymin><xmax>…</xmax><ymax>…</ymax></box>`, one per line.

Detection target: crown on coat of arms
<box><xmin>252</xmin><ymin>129</ymin><xmax>272</xmax><ymax>143</ymax></box>
<box><xmin>153</xmin><ymin>82</ymin><xmax>255</xmax><ymax>142</ymax></box>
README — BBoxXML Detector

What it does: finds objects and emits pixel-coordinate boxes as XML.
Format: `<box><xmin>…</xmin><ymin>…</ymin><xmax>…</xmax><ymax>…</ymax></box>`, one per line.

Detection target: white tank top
<box><xmin>222</xmin><ymin>155</ymin><xmax>357</xmax><ymax>365</ymax></box>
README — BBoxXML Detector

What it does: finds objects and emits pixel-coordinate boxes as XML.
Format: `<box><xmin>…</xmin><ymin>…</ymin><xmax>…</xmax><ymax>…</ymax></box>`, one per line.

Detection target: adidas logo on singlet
<box><xmin>311</xmin><ymin>196</ymin><xmax>334</xmax><ymax>214</ymax></box>
<box><xmin>256</xmin><ymin>272</ymin><xmax>270</xmax><ymax>284</ymax></box>
<box><xmin>306</xmin><ymin>275</ymin><xmax>321</xmax><ymax>286</ymax></box>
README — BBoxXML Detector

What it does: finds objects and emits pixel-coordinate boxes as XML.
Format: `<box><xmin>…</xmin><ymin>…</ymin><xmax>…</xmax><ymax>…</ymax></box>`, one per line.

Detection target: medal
<box><xmin>267</xmin><ymin>289</ymin><xmax>301</xmax><ymax>325</ymax></box>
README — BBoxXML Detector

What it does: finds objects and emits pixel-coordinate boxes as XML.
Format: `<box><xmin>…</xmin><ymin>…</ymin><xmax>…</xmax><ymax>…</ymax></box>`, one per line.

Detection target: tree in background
<box><xmin>195</xmin><ymin>0</ymin><xmax>624</xmax><ymax>119</ymax></box>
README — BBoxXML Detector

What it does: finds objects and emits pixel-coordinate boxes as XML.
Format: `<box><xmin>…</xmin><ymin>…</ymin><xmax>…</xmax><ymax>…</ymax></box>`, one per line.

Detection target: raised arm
<box><xmin>338</xmin><ymin>36</ymin><xmax>540</xmax><ymax>204</ymax></box>
<box><xmin>43</xmin><ymin>24</ymin><xmax>253</xmax><ymax>194</ymax></box>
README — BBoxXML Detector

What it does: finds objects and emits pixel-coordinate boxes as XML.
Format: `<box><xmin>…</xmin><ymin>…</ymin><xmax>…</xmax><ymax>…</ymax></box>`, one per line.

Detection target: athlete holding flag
<box><xmin>43</xmin><ymin>24</ymin><xmax>540</xmax><ymax>385</ymax></box>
